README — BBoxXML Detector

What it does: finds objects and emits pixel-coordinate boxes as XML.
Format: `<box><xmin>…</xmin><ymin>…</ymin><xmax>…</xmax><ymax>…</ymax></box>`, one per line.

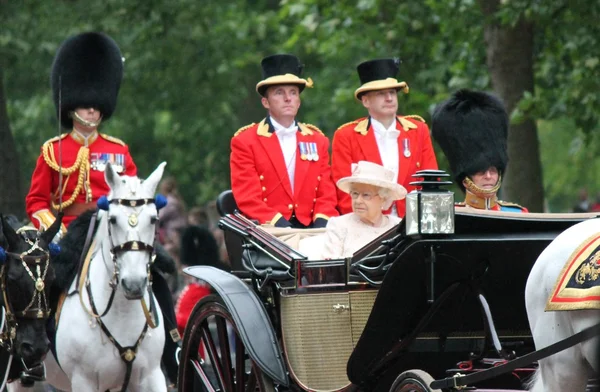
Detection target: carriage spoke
<box><xmin>235</xmin><ymin>334</ymin><xmax>246</xmax><ymax>392</ymax></box>
<box><xmin>201</xmin><ymin>320</ymin><xmax>227</xmax><ymax>391</ymax></box>
<box><xmin>191</xmin><ymin>359</ymin><xmax>217</xmax><ymax>392</ymax></box>
<box><xmin>216</xmin><ymin>316</ymin><xmax>234</xmax><ymax>390</ymax></box>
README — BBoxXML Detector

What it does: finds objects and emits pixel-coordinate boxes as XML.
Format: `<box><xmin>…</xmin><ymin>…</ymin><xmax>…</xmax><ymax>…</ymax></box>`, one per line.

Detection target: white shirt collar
<box><xmin>371</xmin><ymin>117</ymin><xmax>398</xmax><ymax>138</ymax></box>
<box><xmin>270</xmin><ymin>117</ymin><xmax>298</xmax><ymax>134</ymax></box>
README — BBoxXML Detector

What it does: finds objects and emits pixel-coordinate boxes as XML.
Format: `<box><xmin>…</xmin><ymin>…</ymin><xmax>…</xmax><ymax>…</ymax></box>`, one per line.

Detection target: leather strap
<box><xmin>74</xmin><ymin>211</ymin><xmax>98</xmax><ymax>294</ymax></box>
<box><xmin>430</xmin><ymin>321</ymin><xmax>600</xmax><ymax>389</ymax></box>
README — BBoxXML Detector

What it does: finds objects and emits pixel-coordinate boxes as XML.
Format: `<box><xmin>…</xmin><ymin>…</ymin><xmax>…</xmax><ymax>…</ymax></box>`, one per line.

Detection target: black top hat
<box><xmin>256</xmin><ymin>54</ymin><xmax>312</xmax><ymax>97</ymax></box>
<box><xmin>432</xmin><ymin>89</ymin><xmax>509</xmax><ymax>191</ymax></box>
<box><xmin>354</xmin><ymin>58</ymin><xmax>409</xmax><ymax>99</ymax></box>
<box><xmin>51</xmin><ymin>32</ymin><xmax>124</xmax><ymax>129</ymax></box>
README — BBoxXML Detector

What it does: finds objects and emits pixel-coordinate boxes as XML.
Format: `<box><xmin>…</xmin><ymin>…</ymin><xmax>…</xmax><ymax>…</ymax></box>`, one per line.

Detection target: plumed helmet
<box><xmin>51</xmin><ymin>32</ymin><xmax>124</xmax><ymax>129</ymax></box>
<box><xmin>432</xmin><ymin>89</ymin><xmax>509</xmax><ymax>191</ymax></box>
<box><xmin>180</xmin><ymin>225</ymin><xmax>221</xmax><ymax>268</ymax></box>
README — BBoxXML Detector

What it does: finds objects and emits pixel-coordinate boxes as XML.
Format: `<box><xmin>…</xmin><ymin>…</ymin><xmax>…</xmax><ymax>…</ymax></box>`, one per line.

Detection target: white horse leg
<box><xmin>131</xmin><ymin>368</ymin><xmax>167</xmax><ymax>392</ymax></box>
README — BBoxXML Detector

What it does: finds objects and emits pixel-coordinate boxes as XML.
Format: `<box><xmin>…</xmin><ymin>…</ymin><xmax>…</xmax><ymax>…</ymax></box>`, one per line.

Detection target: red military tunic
<box><xmin>230</xmin><ymin>118</ymin><xmax>339</xmax><ymax>226</ymax></box>
<box><xmin>332</xmin><ymin>115</ymin><xmax>438</xmax><ymax>217</ymax></box>
<box><xmin>26</xmin><ymin>130</ymin><xmax>137</xmax><ymax>229</ymax></box>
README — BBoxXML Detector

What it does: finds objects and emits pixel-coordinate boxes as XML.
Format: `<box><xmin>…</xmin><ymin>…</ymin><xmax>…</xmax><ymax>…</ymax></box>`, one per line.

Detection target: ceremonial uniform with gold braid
<box><xmin>332</xmin><ymin>58</ymin><xmax>438</xmax><ymax>218</ymax></box>
<box><xmin>231</xmin><ymin>116</ymin><xmax>338</xmax><ymax>227</ymax></box>
<box><xmin>230</xmin><ymin>54</ymin><xmax>338</xmax><ymax>228</ymax></box>
<box><xmin>332</xmin><ymin>115</ymin><xmax>438</xmax><ymax>217</ymax></box>
<box><xmin>432</xmin><ymin>89</ymin><xmax>528</xmax><ymax>213</ymax></box>
<box><xmin>26</xmin><ymin>131</ymin><xmax>136</xmax><ymax>230</ymax></box>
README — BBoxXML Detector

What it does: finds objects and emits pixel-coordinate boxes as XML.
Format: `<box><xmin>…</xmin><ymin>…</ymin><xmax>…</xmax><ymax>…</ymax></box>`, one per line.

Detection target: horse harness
<box><xmin>80</xmin><ymin>197</ymin><xmax>161</xmax><ymax>392</ymax></box>
<box><xmin>0</xmin><ymin>237</ymin><xmax>51</xmax><ymax>355</ymax></box>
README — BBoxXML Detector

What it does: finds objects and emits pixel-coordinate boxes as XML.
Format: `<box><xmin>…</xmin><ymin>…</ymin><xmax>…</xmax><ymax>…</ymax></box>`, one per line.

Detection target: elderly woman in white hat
<box><xmin>322</xmin><ymin>161</ymin><xmax>407</xmax><ymax>259</ymax></box>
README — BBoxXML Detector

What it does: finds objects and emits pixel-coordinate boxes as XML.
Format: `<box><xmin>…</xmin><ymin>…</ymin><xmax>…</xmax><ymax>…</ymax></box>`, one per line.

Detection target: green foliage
<box><xmin>0</xmin><ymin>0</ymin><xmax>598</xmax><ymax>211</ymax></box>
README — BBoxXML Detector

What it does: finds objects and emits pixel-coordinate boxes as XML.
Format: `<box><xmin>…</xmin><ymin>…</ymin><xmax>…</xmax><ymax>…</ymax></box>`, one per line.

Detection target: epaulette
<box><xmin>402</xmin><ymin>114</ymin><xmax>426</xmax><ymax>123</ymax></box>
<box><xmin>234</xmin><ymin>123</ymin><xmax>255</xmax><ymax>137</ymax></box>
<box><xmin>497</xmin><ymin>200</ymin><xmax>527</xmax><ymax>210</ymax></box>
<box><xmin>100</xmin><ymin>133</ymin><xmax>126</xmax><ymax>146</ymax></box>
<box><xmin>43</xmin><ymin>133</ymin><xmax>68</xmax><ymax>147</ymax></box>
<box><xmin>301</xmin><ymin>123</ymin><xmax>324</xmax><ymax>135</ymax></box>
<box><xmin>335</xmin><ymin>120</ymin><xmax>360</xmax><ymax>132</ymax></box>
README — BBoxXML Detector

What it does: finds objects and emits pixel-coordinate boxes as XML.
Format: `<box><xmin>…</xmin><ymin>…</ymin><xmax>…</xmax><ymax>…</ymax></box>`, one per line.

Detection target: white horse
<box><xmin>10</xmin><ymin>162</ymin><xmax>168</xmax><ymax>392</ymax></box>
<box><xmin>525</xmin><ymin>218</ymin><xmax>600</xmax><ymax>392</ymax></box>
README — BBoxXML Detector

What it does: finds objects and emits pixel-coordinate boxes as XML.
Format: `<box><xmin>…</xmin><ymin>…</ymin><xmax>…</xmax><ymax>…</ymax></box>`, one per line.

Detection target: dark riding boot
<box><xmin>151</xmin><ymin>268</ymin><xmax>180</xmax><ymax>386</ymax></box>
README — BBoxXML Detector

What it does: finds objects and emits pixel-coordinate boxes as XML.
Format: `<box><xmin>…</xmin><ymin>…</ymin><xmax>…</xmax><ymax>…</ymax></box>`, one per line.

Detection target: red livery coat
<box><xmin>332</xmin><ymin>115</ymin><xmax>438</xmax><ymax>217</ymax></box>
<box><xmin>230</xmin><ymin>118</ymin><xmax>339</xmax><ymax>226</ymax></box>
<box><xmin>26</xmin><ymin>130</ymin><xmax>137</xmax><ymax>229</ymax></box>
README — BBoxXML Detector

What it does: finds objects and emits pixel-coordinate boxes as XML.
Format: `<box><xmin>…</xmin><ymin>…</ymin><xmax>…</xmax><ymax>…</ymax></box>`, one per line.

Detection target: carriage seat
<box><xmin>216</xmin><ymin>190</ymin><xmax>238</xmax><ymax>216</ymax></box>
<box><xmin>259</xmin><ymin>226</ymin><xmax>327</xmax><ymax>259</ymax></box>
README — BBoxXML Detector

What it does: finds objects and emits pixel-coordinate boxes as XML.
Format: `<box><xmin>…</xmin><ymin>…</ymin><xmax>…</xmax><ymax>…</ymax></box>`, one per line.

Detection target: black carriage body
<box><xmin>179</xmin><ymin>208</ymin><xmax>598</xmax><ymax>392</ymax></box>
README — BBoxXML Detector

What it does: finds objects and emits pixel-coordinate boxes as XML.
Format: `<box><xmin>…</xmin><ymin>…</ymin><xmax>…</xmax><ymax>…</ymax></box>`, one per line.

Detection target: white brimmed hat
<box><xmin>336</xmin><ymin>161</ymin><xmax>407</xmax><ymax>201</ymax></box>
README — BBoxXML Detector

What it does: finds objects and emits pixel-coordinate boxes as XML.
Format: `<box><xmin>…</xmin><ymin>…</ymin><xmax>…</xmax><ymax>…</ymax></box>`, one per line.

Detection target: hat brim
<box><xmin>337</xmin><ymin>176</ymin><xmax>407</xmax><ymax>201</ymax></box>
<box><xmin>256</xmin><ymin>74</ymin><xmax>311</xmax><ymax>96</ymax></box>
<box><xmin>354</xmin><ymin>78</ymin><xmax>409</xmax><ymax>100</ymax></box>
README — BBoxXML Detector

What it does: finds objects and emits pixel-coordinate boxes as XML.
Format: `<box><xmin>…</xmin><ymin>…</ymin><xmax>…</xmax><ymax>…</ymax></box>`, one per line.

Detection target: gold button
<box><xmin>262</xmin><ymin>186</ymin><xmax>266</xmax><ymax>191</ymax></box>
<box><xmin>263</xmin><ymin>198</ymin><xmax>268</xmax><ymax>202</ymax></box>
<box><xmin>313</xmin><ymin>198</ymin><xmax>316</xmax><ymax>202</ymax></box>
<box><xmin>295</xmin><ymin>204</ymin><xmax>298</xmax><ymax>208</ymax></box>
<box><xmin>315</xmin><ymin>187</ymin><xmax>318</xmax><ymax>191</ymax></box>
<box><xmin>288</xmin><ymin>204</ymin><xmax>293</xmax><ymax>210</ymax></box>
<box><xmin>260</xmin><ymin>175</ymin><xmax>264</xmax><ymax>180</ymax></box>
<box><xmin>311</xmin><ymin>209</ymin><xmax>314</xmax><ymax>213</ymax></box>
<box><xmin>317</xmin><ymin>176</ymin><xmax>321</xmax><ymax>181</ymax></box>
<box><xmin>416</xmin><ymin>162</ymin><xmax>421</xmax><ymax>168</ymax></box>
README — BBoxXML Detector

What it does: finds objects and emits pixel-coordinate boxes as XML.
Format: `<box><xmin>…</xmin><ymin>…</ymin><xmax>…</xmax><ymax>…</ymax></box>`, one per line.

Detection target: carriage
<box><xmin>177</xmin><ymin>180</ymin><xmax>599</xmax><ymax>392</ymax></box>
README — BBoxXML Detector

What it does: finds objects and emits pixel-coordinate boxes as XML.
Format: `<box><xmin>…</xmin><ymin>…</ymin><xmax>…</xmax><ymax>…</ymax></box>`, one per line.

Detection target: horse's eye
<box><xmin>109</xmin><ymin>216</ymin><xmax>117</xmax><ymax>224</ymax></box>
<box><xmin>150</xmin><ymin>216</ymin><xmax>159</xmax><ymax>224</ymax></box>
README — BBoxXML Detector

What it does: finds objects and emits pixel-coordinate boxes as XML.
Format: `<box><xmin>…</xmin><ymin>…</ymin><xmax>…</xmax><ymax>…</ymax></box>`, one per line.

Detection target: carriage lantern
<box><xmin>405</xmin><ymin>170</ymin><xmax>455</xmax><ymax>236</ymax></box>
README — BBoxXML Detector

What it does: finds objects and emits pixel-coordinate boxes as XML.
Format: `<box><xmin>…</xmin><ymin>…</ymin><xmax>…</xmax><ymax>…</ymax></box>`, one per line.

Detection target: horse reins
<box><xmin>80</xmin><ymin>197</ymin><xmax>161</xmax><ymax>392</ymax></box>
<box><xmin>0</xmin><ymin>239</ymin><xmax>51</xmax><ymax>354</ymax></box>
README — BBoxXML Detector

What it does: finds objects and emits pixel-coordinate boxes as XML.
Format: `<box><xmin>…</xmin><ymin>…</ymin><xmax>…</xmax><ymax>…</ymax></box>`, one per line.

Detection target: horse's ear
<box><xmin>144</xmin><ymin>162</ymin><xmax>167</xmax><ymax>194</ymax></box>
<box><xmin>104</xmin><ymin>162</ymin><xmax>120</xmax><ymax>190</ymax></box>
<box><xmin>0</xmin><ymin>214</ymin><xmax>20</xmax><ymax>249</ymax></box>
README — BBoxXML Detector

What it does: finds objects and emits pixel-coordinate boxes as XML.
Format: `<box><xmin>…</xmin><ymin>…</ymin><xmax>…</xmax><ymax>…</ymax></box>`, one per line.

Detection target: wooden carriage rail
<box><xmin>430</xmin><ymin>321</ymin><xmax>600</xmax><ymax>389</ymax></box>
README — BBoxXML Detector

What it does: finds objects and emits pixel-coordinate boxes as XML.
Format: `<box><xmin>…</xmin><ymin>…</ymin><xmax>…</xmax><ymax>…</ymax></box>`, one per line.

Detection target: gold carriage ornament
<box><xmin>405</xmin><ymin>170</ymin><xmax>455</xmax><ymax>236</ymax></box>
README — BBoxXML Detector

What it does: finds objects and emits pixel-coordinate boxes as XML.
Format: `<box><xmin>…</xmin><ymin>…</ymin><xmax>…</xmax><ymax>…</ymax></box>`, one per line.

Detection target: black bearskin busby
<box><xmin>51</xmin><ymin>32</ymin><xmax>124</xmax><ymax>129</ymax></box>
<box><xmin>432</xmin><ymin>89</ymin><xmax>509</xmax><ymax>191</ymax></box>
<box><xmin>180</xmin><ymin>225</ymin><xmax>228</xmax><ymax>271</ymax></box>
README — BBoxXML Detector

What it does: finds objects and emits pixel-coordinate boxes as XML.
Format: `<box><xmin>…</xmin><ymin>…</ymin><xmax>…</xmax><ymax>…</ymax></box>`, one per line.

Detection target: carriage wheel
<box><xmin>178</xmin><ymin>294</ymin><xmax>276</xmax><ymax>392</ymax></box>
<box><xmin>389</xmin><ymin>369</ymin><xmax>441</xmax><ymax>392</ymax></box>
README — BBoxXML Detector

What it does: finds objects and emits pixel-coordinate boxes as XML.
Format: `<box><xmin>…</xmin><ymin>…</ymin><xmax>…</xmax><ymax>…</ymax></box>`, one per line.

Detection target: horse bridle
<box><xmin>105</xmin><ymin>198</ymin><xmax>158</xmax><ymax>289</ymax></box>
<box><xmin>83</xmin><ymin>196</ymin><xmax>162</xmax><ymax>392</ymax></box>
<box><xmin>0</xmin><ymin>237</ymin><xmax>51</xmax><ymax>354</ymax></box>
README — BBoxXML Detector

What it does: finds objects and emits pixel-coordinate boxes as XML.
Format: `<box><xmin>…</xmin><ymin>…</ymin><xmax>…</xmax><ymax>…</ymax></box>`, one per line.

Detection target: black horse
<box><xmin>0</xmin><ymin>213</ymin><xmax>62</xmax><ymax>385</ymax></box>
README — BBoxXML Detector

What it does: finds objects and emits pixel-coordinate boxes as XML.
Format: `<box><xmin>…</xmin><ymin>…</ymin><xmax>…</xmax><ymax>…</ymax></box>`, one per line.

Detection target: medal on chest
<box><xmin>403</xmin><ymin>138</ymin><xmax>411</xmax><ymax>158</ymax></box>
<box><xmin>90</xmin><ymin>152</ymin><xmax>125</xmax><ymax>173</ymax></box>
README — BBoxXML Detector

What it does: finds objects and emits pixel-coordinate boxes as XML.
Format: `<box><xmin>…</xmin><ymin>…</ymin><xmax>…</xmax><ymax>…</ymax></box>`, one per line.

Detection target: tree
<box><xmin>478</xmin><ymin>0</ymin><xmax>544</xmax><ymax>211</ymax></box>
<box><xmin>0</xmin><ymin>68</ymin><xmax>23</xmax><ymax>216</ymax></box>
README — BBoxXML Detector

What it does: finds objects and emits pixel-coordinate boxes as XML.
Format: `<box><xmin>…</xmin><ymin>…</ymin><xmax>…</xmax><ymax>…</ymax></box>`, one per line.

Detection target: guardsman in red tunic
<box><xmin>432</xmin><ymin>89</ymin><xmax>528</xmax><ymax>212</ymax></box>
<box><xmin>24</xmin><ymin>32</ymin><xmax>180</xmax><ymax>386</ymax></box>
<box><xmin>230</xmin><ymin>54</ymin><xmax>339</xmax><ymax>228</ymax></box>
<box><xmin>332</xmin><ymin>58</ymin><xmax>438</xmax><ymax>218</ymax></box>
<box><xmin>25</xmin><ymin>33</ymin><xmax>136</xmax><ymax>233</ymax></box>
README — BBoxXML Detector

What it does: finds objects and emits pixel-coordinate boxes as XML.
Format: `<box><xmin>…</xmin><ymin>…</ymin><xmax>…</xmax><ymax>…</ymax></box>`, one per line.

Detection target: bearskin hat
<box><xmin>432</xmin><ymin>89</ymin><xmax>509</xmax><ymax>191</ymax></box>
<box><xmin>51</xmin><ymin>32</ymin><xmax>124</xmax><ymax>129</ymax></box>
<box><xmin>180</xmin><ymin>225</ymin><xmax>221</xmax><ymax>268</ymax></box>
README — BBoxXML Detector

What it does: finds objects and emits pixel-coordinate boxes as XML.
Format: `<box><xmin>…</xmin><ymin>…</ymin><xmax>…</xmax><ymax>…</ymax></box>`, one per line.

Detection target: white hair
<box><xmin>377</xmin><ymin>188</ymin><xmax>394</xmax><ymax>210</ymax></box>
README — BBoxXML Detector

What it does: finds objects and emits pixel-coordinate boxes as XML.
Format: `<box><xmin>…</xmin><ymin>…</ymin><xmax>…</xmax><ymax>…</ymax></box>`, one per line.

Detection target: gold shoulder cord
<box><xmin>42</xmin><ymin>142</ymin><xmax>91</xmax><ymax>210</ymax></box>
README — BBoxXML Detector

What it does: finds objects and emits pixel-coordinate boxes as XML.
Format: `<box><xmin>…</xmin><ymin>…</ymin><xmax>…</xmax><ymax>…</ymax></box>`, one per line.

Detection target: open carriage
<box><xmin>177</xmin><ymin>186</ymin><xmax>599</xmax><ymax>392</ymax></box>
